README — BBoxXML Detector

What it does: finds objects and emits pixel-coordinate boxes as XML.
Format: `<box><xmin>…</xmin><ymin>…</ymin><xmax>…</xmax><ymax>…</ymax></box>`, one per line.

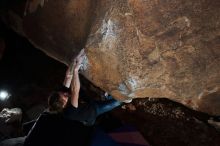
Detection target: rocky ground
<box><xmin>112</xmin><ymin>98</ymin><xmax>220</xmax><ymax>146</ymax></box>
<box><xmin>0</xmin><ymin>23</ymin><xmax>220</xmax><ymax>146</ymax></box>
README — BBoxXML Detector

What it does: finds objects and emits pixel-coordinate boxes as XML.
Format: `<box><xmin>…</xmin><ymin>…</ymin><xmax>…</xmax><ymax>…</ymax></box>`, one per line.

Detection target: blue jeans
<box><xmin>93</xmin><ymin>96</ymin><xmax>122</xmax><ymax>116</ymax></box>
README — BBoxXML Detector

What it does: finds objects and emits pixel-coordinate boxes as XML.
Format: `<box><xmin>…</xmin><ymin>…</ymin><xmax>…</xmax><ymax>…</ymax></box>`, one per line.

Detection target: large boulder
<box><xmin>2</xmin><ymin>0</ymin><xmax>220</xmax><ymax>115</ymax></box>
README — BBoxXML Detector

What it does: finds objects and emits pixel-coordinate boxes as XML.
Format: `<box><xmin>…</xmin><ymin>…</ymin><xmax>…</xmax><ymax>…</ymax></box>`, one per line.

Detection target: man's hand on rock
<box><xmin>73</xmin><ymin>49</ymin><xmax>86</xmax><ymax>72</ymax></box>
<box><xmin>63</xmin><ymin>49</ymin><xmax>86</xmax><ymax>88</ymax></box>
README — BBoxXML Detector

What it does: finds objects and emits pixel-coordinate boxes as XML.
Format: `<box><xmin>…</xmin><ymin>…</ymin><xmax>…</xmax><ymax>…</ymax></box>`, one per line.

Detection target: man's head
<box><xmin>48</xmin><ymin>86</ymin><xmax>70</xmax><ymax>112</ymax></box>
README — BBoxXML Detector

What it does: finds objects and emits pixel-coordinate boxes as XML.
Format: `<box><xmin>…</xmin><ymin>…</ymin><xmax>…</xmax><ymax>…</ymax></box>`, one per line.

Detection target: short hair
<box><xmin>48</xmin><ymin>85</ymin><xmax>70</xmax><ymax>112</ymax></box>
<box><xmin>48</xmin><ymin>91</ymin><xmax>63</xmax><ymax>112</ymax></box>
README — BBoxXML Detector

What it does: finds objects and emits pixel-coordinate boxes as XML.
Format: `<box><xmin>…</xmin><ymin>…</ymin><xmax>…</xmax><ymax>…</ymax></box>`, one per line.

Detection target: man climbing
<box><xmin>23</xmin><ymin>49</ymin><xmax>132</xmax><ymax>146</ymax></box>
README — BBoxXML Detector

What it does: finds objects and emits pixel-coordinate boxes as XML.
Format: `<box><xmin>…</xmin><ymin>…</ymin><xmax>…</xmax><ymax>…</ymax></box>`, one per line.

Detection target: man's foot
<box><xmin>101</xmin><ymin>92</ymin><xmax>113</xmax><ymax>100</ymax></box>
<box><xmin>123</xmin><ymin>98</ymin><xmax>133</xmax><ymax>103</ymax></box>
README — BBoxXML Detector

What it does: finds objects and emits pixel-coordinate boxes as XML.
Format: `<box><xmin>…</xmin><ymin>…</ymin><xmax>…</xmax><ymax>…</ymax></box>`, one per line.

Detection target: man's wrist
<box><xmin>74</xmin><ymin>69</ymin><xmax>79</xmax><ymax>73</ymax></box>
<box><xmin>66</xmin><ymin>74</ymin><xmax>73</xmax><ymax>78</ymax></box>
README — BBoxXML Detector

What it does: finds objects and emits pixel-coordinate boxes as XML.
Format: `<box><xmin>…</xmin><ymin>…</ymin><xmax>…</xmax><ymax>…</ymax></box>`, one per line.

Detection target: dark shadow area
<box><xmin>0</xmin><ymin>20</ymin><xmax>66</xmax><ymax>121</ymax></box>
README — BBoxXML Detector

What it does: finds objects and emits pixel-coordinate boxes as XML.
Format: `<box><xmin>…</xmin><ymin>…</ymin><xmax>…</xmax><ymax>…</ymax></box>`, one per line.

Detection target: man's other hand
<box><xmin>73</xmin><ymin>49</ymin><xmax>86</xmax><ymax>71</ymax></box>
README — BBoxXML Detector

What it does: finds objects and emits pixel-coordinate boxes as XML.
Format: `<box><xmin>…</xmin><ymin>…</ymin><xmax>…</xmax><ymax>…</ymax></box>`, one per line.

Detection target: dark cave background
<box><xmin>0</xmin><ymin>20</ymin><xmax>66</xmax><ymax>121</ymax></box>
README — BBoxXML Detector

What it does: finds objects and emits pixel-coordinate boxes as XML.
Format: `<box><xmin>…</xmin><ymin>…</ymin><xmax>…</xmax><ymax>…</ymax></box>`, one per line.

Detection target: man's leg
<box><xmin>94</xmin><ymin>97</ymin><xmax>122</xmax><ymax>116</ymax></box>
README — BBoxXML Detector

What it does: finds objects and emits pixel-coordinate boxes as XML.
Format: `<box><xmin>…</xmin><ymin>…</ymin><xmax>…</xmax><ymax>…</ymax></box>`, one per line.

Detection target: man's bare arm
<box><xmin>70</xmin><ymin>68</ymin><xmax>80</xmax><ymax>108</ymax></box>
<box><xmin>70</xmin><ymin>49</ymin><xmax>85</xmax><ymax>108</ymax></box>
<box><xmin>63</xmin><ymin>63</ymin><xmax>74</xmax><ymax>88</ymax></box>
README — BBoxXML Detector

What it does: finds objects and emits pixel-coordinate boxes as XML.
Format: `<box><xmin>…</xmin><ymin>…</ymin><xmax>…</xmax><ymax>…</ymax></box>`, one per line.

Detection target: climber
<box><xmin>23</xmin><ymin>49</ymin><xmax>132</xmax><ymax>146</ymax></box>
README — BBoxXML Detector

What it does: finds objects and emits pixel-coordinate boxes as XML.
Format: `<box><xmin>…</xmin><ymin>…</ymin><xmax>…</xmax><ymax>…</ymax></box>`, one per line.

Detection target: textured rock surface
<box><xmin>85</xmin><ymin>0</ymin><xmax>220</xmax><ymax>115</ymax></box>
<box><xmin>0</xmin><ymin>108</ymin><xmax>22</xmax><ymax>141</ymax></box>
<box><xmin>0</xmin><ymin>108</ymin><xmax>22</xmax><ymax>123</ymax></box>
<box><xmin>2</xmin><ymin>0</ymin><xmax>220</xmax><ymax>115</ymax></box>
<box><xmin>22</xmin><ymin>0</ymin><xmax>96</xmax><ymax>64</ymax></box>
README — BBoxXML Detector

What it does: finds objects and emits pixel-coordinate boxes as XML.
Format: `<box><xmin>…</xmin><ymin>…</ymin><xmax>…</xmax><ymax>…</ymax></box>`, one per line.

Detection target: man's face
<box><xmin>59</xmin><ymin>92</ymin><xmax>69</xmax><ymax>108</ymax></box>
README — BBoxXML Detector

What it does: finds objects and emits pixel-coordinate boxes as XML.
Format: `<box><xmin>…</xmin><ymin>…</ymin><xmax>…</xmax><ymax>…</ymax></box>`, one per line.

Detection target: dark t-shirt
<box><xmin>24</xmin><ymin>103</ymin><xmax>97</xmax><ymax>146</ymax></box>
<box><xmin>63</xmin><ymin>102</ymin><xmax>97</xmax><ymax>126</ymax></box>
